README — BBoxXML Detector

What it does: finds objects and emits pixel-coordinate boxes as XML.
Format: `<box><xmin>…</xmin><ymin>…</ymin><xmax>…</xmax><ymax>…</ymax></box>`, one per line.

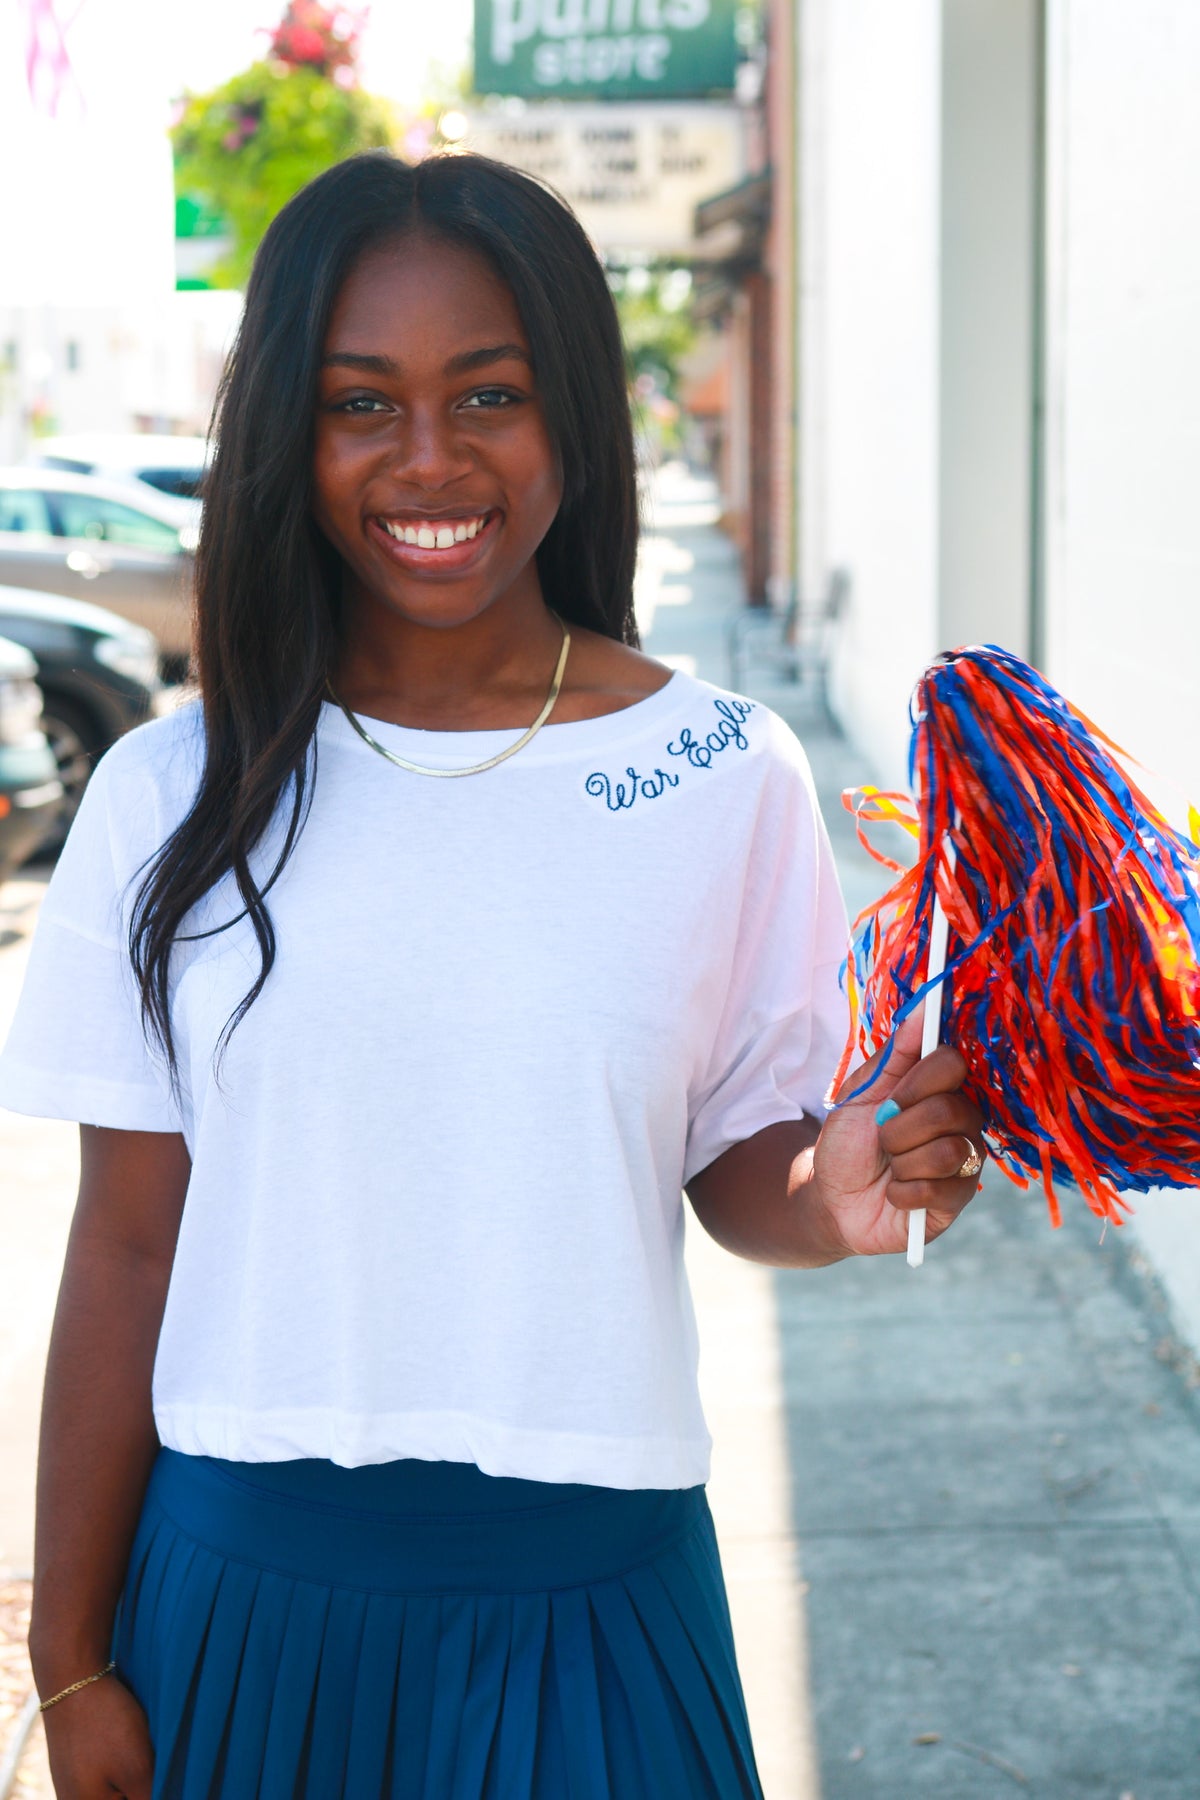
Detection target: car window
<box><xmin>135</xmin><ymin>467</ymin><xmax>206</xmax><ymax>499</ymax></box>
<box><xmin>51</xmin><ymin>492</ymin><xmax>181</xmax><ymax>552</ymax></box>
<box><xmin>40</xmin><ymin>456</ymin><xmax>94</xmax><ymax>474</ymax></box>
<box><xmin>0</xmin><ymin>489</ymin><xmax>55</xmax><ymax>533</ymax></box>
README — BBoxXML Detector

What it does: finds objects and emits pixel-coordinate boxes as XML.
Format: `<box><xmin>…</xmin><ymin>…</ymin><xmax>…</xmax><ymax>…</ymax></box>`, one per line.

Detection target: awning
<box><xmin>691</xmin><ymin>170</ymin><xmax>771</xmax><ymax>269</ymax></box>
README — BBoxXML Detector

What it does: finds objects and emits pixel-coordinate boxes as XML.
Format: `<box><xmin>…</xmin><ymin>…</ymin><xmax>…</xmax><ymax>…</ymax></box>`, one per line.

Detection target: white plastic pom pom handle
<box><xmin>908</xmin><ymin>838</ymin><xmax>956</xmax><ymax>1268</ymax></box>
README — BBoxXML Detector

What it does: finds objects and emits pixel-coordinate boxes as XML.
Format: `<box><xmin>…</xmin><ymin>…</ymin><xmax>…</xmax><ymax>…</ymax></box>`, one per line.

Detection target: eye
<box><xmin>461</xmin><ymin>388</ymin><xmax>520</xmax><ymax>410</ymax></box>
<box><xmin>336</xmin><ymin>394</ymin><xmax>389</xmax><ymax>414</ymax></box>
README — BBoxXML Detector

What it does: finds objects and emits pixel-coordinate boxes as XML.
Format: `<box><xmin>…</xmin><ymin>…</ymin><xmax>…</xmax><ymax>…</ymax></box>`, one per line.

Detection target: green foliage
<box><xmin>172</xmin><ymin>61</ymin><xmax>393</xmax><ymax>289</ymax></box>
<box><xmin>609</xmin><ymin>265</ymin><xmax>696</xmax><ymax>457</ymax></box>
<box><xmin>609</xmin><ymin>266</ymin><xmax>696</xmax><ymax>398</ymax></box>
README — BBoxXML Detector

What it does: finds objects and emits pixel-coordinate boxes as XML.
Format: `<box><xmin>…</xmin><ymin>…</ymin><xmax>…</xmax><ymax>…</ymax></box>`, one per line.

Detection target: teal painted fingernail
<box><xmin>875</xmin><ymin>1098</ymin><xmax>901</xmax><ymax>1125</ymax></box>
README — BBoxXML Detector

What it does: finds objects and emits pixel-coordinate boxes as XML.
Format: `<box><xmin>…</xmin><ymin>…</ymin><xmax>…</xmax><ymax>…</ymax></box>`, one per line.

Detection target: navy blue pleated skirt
<box><xmin>112</xmin><ymin>1448</ymin><xmax>764</xmax><ymax>1799</ymax></box>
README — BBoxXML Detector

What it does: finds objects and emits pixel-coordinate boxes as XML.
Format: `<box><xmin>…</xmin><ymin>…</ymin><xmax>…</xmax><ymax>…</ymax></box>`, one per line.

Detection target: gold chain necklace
<box><xmin>325</xmin><ymin>617</ymin><xmax>571</xmax><ymax>779</ymax></box>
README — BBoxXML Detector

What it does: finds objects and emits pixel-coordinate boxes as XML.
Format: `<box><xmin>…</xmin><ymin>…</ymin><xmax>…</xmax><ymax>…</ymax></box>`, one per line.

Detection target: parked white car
<box><xmin>32</xmin><ymin>433</ymin><xmax>211</xmax><ymax>502</ymax></box>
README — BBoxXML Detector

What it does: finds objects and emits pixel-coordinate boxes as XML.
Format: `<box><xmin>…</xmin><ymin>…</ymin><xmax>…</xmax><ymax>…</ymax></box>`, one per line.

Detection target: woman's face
<box><xmin>312</xmin><ymin>233</ymin><xmax>563</xmax><ymax>633</ymax></box>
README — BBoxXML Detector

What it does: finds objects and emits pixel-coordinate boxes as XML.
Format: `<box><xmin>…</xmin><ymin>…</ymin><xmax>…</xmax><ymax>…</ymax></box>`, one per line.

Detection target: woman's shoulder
<box><xmin>85</xmin><ymin>694</ymin><xmax>206</xmax><ymax>824</ymax></box>
<box><xmin>91</xmin><ymin>694</ymin><xmax>206</xmax><ymax>792</ymax></box>
<box><xmin>43</xmin><ymin>699</ymin><xmax>208</xmax><ymax>916</ymax></box>
<box><xmin>658</xmin><ymin>667</ymin><xmax>818</xmax><ymax>777</ymax></box>
<box><xmin>562</xmin><ymin>636</ymin><xmax>810</xmax><ymax>770</ymax></box>
<box><xmin>555</xmin><ymin>631</ymin><xmax>675</xmax><ymax>723</ymax></box>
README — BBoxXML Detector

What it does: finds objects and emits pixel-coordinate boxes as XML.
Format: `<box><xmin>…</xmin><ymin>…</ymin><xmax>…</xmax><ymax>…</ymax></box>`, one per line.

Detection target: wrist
<box><xmin>29</xmin><ymin>1625</ymin><xmax>116</xmax><ymax>1699</ymax></box>
<box><xmin>37</xmin><ymin>1659</ymin><xmax>116</xmax><ymax>1713</ymax></box>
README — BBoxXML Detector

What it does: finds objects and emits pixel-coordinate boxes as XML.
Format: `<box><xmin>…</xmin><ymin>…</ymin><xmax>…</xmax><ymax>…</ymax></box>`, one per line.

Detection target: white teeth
<box><xmin>382</xmin><ymin>514</ymin><xmax>489</xmax><ymax>548</ymax></box>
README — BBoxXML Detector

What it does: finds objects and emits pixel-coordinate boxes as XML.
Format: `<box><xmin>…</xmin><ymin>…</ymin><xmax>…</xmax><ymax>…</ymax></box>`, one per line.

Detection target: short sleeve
<box><xmin>683</xmin><ymin>720</ymin><xmax>849</xmax><ymax>1184</ymax></box>
<box><xmin>0</xmin><ymin>732</ymin><xmax>183</xmax><ymax>1132</ymax></box>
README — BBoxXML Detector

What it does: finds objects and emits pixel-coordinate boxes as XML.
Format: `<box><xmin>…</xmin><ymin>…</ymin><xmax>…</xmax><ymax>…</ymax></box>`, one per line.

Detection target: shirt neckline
<box><xmin>318</xmin><ymin>669</ymin><xmax>692</xmax><ymax>768</ymax></box>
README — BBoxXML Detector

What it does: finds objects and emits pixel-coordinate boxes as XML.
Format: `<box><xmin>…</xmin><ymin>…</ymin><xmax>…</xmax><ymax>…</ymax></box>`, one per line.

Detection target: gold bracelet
<box><xmin>38</xmin><ymin>1660</ymin><xmax>116</xmax><ymax>1712</ymax></box>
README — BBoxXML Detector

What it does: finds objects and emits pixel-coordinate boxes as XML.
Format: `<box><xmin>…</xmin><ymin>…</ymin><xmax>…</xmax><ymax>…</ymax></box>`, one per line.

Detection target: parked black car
<box><xmin>0</xmin><ymin>634</ymin><xmax>62</xmax><ymax>883</ymax></box>
<box><xmin>0</xmin><ymin>583</ymin><xmax>165</xmax><ymax>854</ymax></box>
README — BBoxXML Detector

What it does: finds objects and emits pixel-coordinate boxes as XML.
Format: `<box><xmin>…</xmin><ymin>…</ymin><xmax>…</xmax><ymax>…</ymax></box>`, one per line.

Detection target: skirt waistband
<box><xmin>145</xmin><ymin>1450</ymin><xmax>708</xmax><ymax>1596</ymax></box>
<box><xmin>191</xmin><ymin>1451</ymin><xmax>634</xmax><ymax>1516</ymax></box>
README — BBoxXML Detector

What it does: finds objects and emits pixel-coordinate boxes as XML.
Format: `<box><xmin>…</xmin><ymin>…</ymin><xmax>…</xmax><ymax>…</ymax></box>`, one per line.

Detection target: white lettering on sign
<box><xmin>538</xmin><ymin>0</ymin><xmax>588</xmax><ymax>36</ymax></box>
<box><xmin>491</xmin><ymin>0</ymin><xmax>710</xmax><ymax>62</ymax></box>
<box><xmin>491</xmin><ymin>0</ymin><xmax>540</xmax><ymax>63</ymax></box>
<box><xmin>533</xmin><ymin>33</ymin><xmax>670</xmax><ymax>84</ymax></box>
<box><xmin>463</xmin><ymin>103</ymin><xmax>744</xmax><ymax>256</ymax></box>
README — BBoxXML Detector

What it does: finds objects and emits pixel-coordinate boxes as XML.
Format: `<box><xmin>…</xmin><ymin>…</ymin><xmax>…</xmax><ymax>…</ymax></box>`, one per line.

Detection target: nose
<box><xmin>390</xmin><ymin>404</ymin><xmax>475</xmax><ymax>491</ymax></box>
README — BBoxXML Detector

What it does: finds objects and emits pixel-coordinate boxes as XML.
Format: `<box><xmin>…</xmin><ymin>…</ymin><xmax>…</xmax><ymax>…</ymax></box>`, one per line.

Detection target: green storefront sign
<box><xmin>473</xmin><ymin>0</ymin><xmax>738</xmax><ymax>100</ymax></box>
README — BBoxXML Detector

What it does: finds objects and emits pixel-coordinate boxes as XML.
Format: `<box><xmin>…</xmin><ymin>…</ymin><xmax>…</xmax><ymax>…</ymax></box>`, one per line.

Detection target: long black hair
<box><xmin>130</xmin><ymin>151</ymin><xmax>641</xmax><ymax>1080</ymax></box>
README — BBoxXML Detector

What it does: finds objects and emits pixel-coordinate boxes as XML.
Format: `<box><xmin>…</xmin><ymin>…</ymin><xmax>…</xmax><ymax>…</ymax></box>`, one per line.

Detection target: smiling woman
<box><xmin>311</xmin><ymin>235</ymin><xmax>564</xmax><ymax>676</ymax></box>
<box><xmin>137</xmin><ymin>150</ymin><xmax>650</xmax><ymax>1049</ymax></box>
<box><xmin>0</xmin><ymin>149</ymin><xmax>983</xmax><ymax>1800</ymax></box>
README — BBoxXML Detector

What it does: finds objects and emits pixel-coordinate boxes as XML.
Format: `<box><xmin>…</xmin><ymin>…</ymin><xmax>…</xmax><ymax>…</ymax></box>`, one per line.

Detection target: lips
<box><xmin>367</xmin><ymin>507</ymin><xmax>499</xmax><ymax>570</ymax></box>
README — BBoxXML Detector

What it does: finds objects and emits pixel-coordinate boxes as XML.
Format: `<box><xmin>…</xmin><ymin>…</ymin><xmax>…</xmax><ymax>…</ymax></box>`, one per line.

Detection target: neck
<box><xmin>332</xmin><ymin>586</ymin><xmax>563</xmax><ymax>730</ymax></box>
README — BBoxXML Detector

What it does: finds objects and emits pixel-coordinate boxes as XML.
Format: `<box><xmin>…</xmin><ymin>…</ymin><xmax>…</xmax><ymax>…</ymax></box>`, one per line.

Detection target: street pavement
<box><xmin>1</xmin><ymin>466</ymin><xmax>1198</xmax><ymax>1795</ymax></box>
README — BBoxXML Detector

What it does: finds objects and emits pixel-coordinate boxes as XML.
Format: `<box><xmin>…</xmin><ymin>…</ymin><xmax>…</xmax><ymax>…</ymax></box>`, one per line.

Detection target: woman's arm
<box><xmin>687</xmin><ymin>1012</ymin><xmax>985</xmax><ymax>1266</ymax></box>
<box><xmin>28</xmin><ymin>1124</ymin><xmax>190</xmax><ymax>1799</ymax></box>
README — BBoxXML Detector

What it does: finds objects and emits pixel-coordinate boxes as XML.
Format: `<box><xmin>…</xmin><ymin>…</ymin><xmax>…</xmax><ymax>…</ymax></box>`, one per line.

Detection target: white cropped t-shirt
<box><xmin>0</xmin><ymin>671</ymin><xmax>849</xmax><ymax>1488</ymax></box>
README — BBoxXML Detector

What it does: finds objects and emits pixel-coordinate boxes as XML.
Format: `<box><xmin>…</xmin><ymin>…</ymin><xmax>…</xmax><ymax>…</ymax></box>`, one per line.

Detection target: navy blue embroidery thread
<box><xmin>667</xmin><ymin>697</ymin><xmax>755</xmax><ymax>770</ymax></box>
<box><xmin>585</xmin><ymin>766</ymin><xmax>681</xmax><ymax>811</ymax></box>
<box><xmin>584</xmin><ymin>698</ymin><xmax>756</xmax><ymax>809</ymax></box>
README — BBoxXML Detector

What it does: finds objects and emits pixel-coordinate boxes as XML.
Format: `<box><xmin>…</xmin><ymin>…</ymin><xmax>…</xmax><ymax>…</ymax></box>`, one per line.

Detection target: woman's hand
<box><xmin>686</xmin><ymin>1009</ymin><xmax>985</xmax><ymax>1267</ymax></box>
<box><xmin>812</xmin><ymin>1008</ymin><xmax>986</xmax><ymax>1258</ymax></box>
<box><xmin>42</xmin><ymin>1675</ymin><xmax>154</xmax><ymax>1799</ymax></box>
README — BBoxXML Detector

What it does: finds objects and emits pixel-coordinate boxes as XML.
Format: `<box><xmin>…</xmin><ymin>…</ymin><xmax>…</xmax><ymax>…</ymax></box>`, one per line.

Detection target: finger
<box><xmin>884</xmin><ymin>1170</ymin><xmax>983</xmax><ymax>1214</ymax></box>
<box><xmin>876</xmin><ymin>1092</ymin><xmax>983</xmax><ymax>1157</ymax></box>
<box><xmin>887</xmin><ymin>1134</ymin><xmax>987</xmax><ymax>1186</ymax></box>
<box><xmin>885</xmin><ymin>1039</ymin><xmax>969</xmax><ymax>1109</ymax></box>
<box><xmin>832</xmin><ymin>1007</ymin><xmax>928</xmax><ymax>1109</ymax></box>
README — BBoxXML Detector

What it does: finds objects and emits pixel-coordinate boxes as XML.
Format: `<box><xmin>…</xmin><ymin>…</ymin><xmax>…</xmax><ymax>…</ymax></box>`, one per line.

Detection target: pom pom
<box><xmin>835</xmin><ymin>645</ymin><xmax>1200</xmax><ymax>1226</ymax></box>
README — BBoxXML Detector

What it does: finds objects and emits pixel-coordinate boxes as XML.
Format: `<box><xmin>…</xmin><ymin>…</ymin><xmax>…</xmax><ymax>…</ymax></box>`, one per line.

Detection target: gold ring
<box><xmin>957</xmin><ymin>1141</ymin><xmax>984</xmax><ymax>1180</ymax></box>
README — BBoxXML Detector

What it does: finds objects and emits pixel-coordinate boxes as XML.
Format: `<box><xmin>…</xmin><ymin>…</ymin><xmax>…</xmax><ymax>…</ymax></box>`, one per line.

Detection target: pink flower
<box><xmin>282</xmin><ymin>25</ymin><xmax>327</xmax><ymax>61</ymax></box>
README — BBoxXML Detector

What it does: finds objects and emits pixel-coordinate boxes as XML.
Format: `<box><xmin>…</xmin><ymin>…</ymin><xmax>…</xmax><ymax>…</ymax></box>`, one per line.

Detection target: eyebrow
<box><xmin>321</xmin><ymin>344</ymin><xmax>533</xmax><ymax>377</ymax></box>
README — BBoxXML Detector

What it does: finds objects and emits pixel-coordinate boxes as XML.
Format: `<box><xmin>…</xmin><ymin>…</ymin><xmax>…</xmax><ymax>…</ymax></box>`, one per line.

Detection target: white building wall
<box><xmin>0</xmin><ymin>296</ymin><xmax>241</xmax><ymax>463</ymax></box>
<box><xmin>938</xmin><ymin>0</ymin><xmax>1038</xmax><ymax>660</ymax></box>
<box><xmin>807</xmin><ymin>0</ymin><xmax>943</xmax><ymax>789</ymax></box>
<box><xmin>1042</xmin><ymin>0</ymin><xmax>1200</xmax><ymax>1346</ymax></box>
<box><xmin>0</xmin><ymin>0</ymin><xmax>238</xmax><ymax>463</ymax></box>
<box><xmin>1043</xmin><ymin>0</ymin><xmax>1200</xmax><ymax>800</ymax></box>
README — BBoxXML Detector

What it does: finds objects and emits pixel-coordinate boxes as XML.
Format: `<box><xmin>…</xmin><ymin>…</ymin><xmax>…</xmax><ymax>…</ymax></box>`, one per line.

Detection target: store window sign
<box><xmin>462</xmin><ymin>105</ymin><xmax>744</xmax><ymax>256</ymax></box>
<box><xmin>475</xmin><ymin>0</ymin><xmax>738</xmax><ymax>98</ymax></box>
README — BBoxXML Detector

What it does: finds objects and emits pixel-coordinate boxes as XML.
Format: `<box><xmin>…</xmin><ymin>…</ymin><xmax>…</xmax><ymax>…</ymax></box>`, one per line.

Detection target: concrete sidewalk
<box><xmin>644</xmin><ymin>464</ymin><xmax>1200</xmax><ymax>1800</ymax></box>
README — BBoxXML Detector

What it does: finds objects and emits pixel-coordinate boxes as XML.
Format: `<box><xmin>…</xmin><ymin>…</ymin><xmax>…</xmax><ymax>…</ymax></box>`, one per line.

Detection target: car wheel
<box><xmin>35</xmin><ymin>696</ymin><xmax>103</xmax><ymax>858</ymax></box>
